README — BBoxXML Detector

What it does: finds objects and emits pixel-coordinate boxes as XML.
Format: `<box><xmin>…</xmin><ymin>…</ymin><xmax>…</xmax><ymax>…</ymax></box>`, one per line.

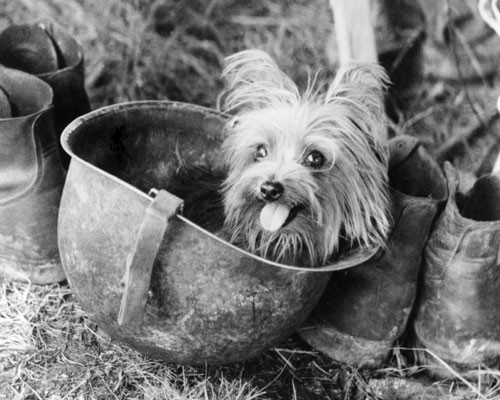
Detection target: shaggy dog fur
<box><xmin>171</xmin><ymin>50</ymin><xmax>390</xmax><ymax>268</ymax></box>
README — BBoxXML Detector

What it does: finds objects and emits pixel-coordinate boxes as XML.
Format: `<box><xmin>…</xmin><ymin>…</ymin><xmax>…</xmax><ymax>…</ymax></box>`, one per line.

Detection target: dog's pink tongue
<box><xmin>260</xmin><ymin>203</ymin><xmax>291</xmax><ymax>232</ymax></box>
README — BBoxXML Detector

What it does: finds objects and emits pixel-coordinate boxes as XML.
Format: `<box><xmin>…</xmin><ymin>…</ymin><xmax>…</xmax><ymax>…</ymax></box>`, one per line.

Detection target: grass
<box><xmin>2</xmin><ymin>0</ymin><xmax>500</xmax><ymax>399</ymax></box>
<box><xmin>0</xmin><ymin>281</ymin><xmax>267</xmax><ymax>399</ymax></box>
<box><xmin>0</xmin><ymin>280</ymin><xmax>366</xmax><ymax>399</ymax></box>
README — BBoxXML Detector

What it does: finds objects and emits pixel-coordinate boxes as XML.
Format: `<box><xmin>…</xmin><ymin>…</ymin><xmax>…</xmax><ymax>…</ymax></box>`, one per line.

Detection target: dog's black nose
<box><xmin>260</xmin><ymin>181</ymin><xmax>284</xmax><ymax>201</ymax></box>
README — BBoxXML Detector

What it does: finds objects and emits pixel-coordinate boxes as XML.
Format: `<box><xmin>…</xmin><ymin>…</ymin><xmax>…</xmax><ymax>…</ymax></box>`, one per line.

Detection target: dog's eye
<box><xmin>304</xmin><ymin>151</ymin><xmax>326</xmax><ymax>169</ymax></box>
<box><xmin>254</xmin><ymin>145</ymin><xmax>268</xmax><ymax>160</ymax></box>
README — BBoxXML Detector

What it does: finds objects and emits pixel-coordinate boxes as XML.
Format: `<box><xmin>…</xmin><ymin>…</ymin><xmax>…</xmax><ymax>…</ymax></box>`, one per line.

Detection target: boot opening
<box><xmin>459</xmin><ymin>174</ymin><xmax>500</xmax><ymax>221</ymax></box>
<box><xmin>389</xmin><ymin>145</ymin><xmax>447</xmax><ymax>201</ymax></box>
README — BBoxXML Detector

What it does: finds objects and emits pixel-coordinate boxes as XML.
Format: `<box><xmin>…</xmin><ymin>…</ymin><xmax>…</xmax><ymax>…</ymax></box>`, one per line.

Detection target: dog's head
<box><xmin>220</xmin><ymin>50</ymin><xmax>390</xmax><ymax>266</ymax></box>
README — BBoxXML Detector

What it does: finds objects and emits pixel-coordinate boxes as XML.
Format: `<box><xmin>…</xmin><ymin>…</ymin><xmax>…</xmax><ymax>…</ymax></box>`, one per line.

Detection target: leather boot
<box><xmin>413</xmin><ymin>162</ymin><xmax>500</xmax><ymax>379</ymax></box>
<box><xmin>0</xmin><ymin>66</ymin><xmax>66</xmax><ymax>283</ymax></box>
<box><xmin>299</xmin><ymin>136</ymin><xmax>447</xmax><ymax>368</ymax></box>
<box><xmin>0</xmin><ymin>22</ymin><xmax>91</xmax><ymax>168</ymax></box>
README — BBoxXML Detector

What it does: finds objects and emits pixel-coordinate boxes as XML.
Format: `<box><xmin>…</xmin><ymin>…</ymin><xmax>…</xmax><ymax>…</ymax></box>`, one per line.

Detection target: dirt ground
<box><xmin>2</xmin><ymin>0</ymin><xmax>500</xmax><ymax>399</ymax></box>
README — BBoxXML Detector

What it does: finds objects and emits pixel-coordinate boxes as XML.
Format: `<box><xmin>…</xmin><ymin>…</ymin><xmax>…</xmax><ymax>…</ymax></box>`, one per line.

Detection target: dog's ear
<box><xmin>325</xmin><ymin>63</ymin><xmax>389</xmax><ymax>144</ymax></box>
<box><xmin>220</xmin><ymin>49</ymin><xmax>299</xmax><ymax>113</ymax></box>
<box><xmin>325</xmin><ymin>63</ymin><xmax>388</xmax><ymax>118</ymax></box>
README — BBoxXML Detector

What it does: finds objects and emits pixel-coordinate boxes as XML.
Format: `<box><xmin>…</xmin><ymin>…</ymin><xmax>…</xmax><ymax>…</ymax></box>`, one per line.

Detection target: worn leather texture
<box><xmin>0</xmin><ymin>66</ymin><xmax>66</xmax><ymax>284</ymax></box>
<box><xmin>414</xmin><ymin>162</ymin><xmax>500</xmax><ymax>379</ymax></box>
<box><xmin>0</xmin><ymin>23</ymin><xmax>91</xmax><ymax>168</ymax></box>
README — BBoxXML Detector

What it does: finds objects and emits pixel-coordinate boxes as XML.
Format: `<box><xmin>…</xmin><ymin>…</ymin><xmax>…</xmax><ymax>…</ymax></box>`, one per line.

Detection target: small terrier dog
<box><xmin>219</xmin><ymin>49</ymin><xmax>390</xmax><ymax>267</ymax></box>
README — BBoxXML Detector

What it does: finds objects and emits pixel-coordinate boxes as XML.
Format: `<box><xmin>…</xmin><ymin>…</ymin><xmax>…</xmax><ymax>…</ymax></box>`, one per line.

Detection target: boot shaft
<box><xmin>0</xmin><ymin>23</ymin><xmax>91</xmax><ymax>168</ymax></box>
<box><xmin>414</xmin><ymin>163</ymin><xmax>500</xmax><ymax>372</ymax></box>
<box><xmin>0</xmin><ymin>66</ymin><xmax>66</xmax><ymax>284</ymax></box>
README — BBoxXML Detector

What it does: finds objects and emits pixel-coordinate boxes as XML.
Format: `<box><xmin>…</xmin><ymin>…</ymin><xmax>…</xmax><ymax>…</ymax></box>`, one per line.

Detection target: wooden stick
<box><xmin>329</xmin><ymin>0</ymin><xmax>377</xmax><ymax>65</ymax></box>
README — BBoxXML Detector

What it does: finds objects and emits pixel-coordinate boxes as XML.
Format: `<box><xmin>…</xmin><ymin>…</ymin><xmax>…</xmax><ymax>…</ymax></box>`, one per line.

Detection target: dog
<box><xmin>218</xmin><ymin>49</ymin><xmax>390</xmax><ymax>267</ymax></box>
